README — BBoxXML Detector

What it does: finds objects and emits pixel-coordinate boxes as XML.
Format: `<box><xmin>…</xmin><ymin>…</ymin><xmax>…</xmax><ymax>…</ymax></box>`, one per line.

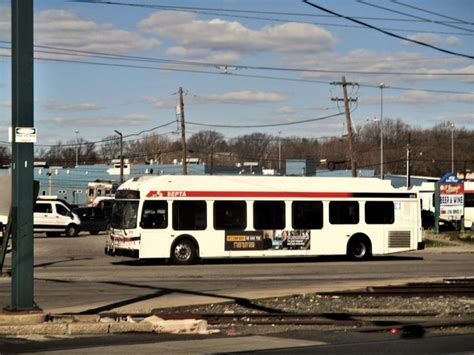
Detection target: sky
<box><xmin>0</xmin><ymin>0</ymin><xmax>473</xmax><ymax>151</ymax></box>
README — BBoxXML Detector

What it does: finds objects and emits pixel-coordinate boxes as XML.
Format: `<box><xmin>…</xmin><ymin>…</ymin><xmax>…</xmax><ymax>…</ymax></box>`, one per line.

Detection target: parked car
<box><xmin>421</xmin><ymin>210</ymin><xmax>456</xmax><ymax>231</ymax></box>
<box><xmin>34</xmin><ymin>198</ymin><xmax>81</xmax><ymax>237</ymax></box>
<box><xmin>73</xmin><ymin>206</ymin><xmax>112</xmax><ymax>235</ymax></box>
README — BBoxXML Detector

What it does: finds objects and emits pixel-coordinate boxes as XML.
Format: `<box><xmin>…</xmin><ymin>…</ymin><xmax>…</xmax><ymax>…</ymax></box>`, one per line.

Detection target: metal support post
<box><xmin>10</xmin><ymin>0</ymin><xmax>36</xmax><ymax>311</ymax></box>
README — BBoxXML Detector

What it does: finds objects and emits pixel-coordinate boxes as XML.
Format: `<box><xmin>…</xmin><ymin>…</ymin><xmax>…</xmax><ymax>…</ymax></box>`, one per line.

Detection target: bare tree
<box><xmin>188</xmin><ymin>130</ymin><xmax>226</xmax><ymax>164</ymax></box>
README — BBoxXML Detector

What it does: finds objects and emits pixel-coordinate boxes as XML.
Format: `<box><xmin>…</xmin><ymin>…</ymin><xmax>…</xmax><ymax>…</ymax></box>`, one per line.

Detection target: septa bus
<box><xmin>105</xmin><ymin>175</ymin><xmax>423</xmax><ymax>264</ymax></box>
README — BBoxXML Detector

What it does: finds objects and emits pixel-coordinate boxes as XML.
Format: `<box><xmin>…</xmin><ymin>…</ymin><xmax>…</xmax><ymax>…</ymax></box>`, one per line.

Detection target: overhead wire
<box><xmin>357</xmin><ymin>0</ymin><xmax>474</xmax><ymax>33</ymax></box>
<box><xmin>303</xmin><ymin>1</ymin><xmax>474</xmax><ymax>59</ymax></box>
<box><xmin>390</xmin><ymin>0</ymin><xmax>474</xmax><ymax>26</ymax></box>
<box><xmin>71</xmin><ymin>1</ymin><xmax>473</xmax><ymax>26</ymax></box>
<box><xmin>1</xmin><ymin>41</ymin><xmax>471</xmax><ymax>77</ymax></box>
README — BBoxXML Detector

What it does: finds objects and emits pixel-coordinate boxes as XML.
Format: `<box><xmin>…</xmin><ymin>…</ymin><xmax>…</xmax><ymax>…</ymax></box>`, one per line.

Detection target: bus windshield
<box><xmin>111</xmin><ymin>200</ymin><xmax>139</xmax><ymax>229</ymax></box>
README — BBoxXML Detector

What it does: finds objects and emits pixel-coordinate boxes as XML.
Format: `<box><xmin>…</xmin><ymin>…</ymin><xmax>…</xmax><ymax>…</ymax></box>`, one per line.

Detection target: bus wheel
<box><xmin>347</xmin><ymin>236</ymin><xmax>371</xmax><ymax>261</ymax></box>
<box><xmin>171</xmin><ymin>239</ymin><xmax>196</xmax><ymax>265</ymax></box>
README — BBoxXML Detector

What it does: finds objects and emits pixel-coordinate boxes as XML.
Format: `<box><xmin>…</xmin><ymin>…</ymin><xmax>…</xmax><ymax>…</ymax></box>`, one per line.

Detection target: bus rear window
<box><xmin>365</xmin><ymin>201</ymin><xmax>394</xmax><ymax>224</ymax></box>
<box><xmin>465</xmin><ymin>193</ymin><xmax>474</xmax><ymax>208</ymax></box>
<box><xmin>173</xmin><ymin>201</ymin><xmax>207</xmax><ymax>230</ymax></box>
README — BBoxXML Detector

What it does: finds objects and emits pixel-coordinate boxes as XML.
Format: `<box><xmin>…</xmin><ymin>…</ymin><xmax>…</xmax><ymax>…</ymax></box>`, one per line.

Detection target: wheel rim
<box><xmin>174</xmin><ymin>243</ymin><xmax>192</xmax><ymax>262</ymax></box>
<box><xmin>67</xmin><ymin>226</ymin><xmax>76</xmax><ymax>237</ymax></box>
<box><xmin>353</xmin><ymin>241</ymin><xmax>366</xmax><ymax>258</ymax></box>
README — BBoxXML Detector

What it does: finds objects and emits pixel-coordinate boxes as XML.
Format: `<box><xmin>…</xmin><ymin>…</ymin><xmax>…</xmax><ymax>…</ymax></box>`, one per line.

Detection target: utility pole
<box><xmin>178</xmin><ymin>87</ymin><xmax>187</xmax><ymax>175</ymax></box>
<box><xmin>278</xmin><ymin>130</ymin><xmax>282</xmax><ymax>172</ymax></box>
<box><xmin>379</xmin><ymin>83</ymin><xmax>387</xmax><ymax>180</ymax></box>
<box><xmin>10</xmin><ymin>0</ymin><xmax>37</xmax><ymax>311</ymax></box>
<box><xmin>406</xmin><ymin>143</ymin><xmax>411</xmax><ymax>188</ymax></box>
<box><xmin>114</xmin><ymin>130</ymin><xmax>124</xmax><ymax>184</ymax></box>
<box><xmin>331</xmin><ymin>76</ymin><xmax>358</xmax><ymax>177</ymax></box>
<box><xmin>75</xmin><ymin>130</ymin><xmax>79</xmax><ymax>167</ymax></box>
<box><xmin>450</xmin><ymin>123</ymin><xmax>455</xmax><ymax>173</ymax></box>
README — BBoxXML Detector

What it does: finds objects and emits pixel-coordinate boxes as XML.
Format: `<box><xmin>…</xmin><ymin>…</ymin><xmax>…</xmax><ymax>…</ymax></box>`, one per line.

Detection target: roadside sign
<box><xmin>14</xmin><ymin>127</ymin><xmax>37</xmax><ymax>143</ymax></box>
<box><xmin>438</xmin><ymin>173</ymin><xmax>464</xmax><ymax>220</ymax></box>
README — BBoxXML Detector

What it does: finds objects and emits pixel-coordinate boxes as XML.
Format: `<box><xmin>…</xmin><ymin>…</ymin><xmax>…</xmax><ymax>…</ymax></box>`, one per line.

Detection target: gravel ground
<box><xmin>162</xmin><ymin>233</ymin><xmax>474</xmax><ymax>336</ymax></box>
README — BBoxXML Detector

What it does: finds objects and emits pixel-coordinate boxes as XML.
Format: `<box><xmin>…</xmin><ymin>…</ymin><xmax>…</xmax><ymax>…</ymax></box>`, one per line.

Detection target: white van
<box><xmin>34</xmin><ymin>198</ymin><xmax>81</xmax><ymax>237</ymax></box>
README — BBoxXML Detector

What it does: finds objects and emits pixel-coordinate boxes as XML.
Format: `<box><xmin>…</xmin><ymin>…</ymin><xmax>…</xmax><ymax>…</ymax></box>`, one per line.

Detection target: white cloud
<box><xmin>0</xmin><ymin>6</ymin><xmax>160</xmax><ymax>59</ymax></box>
<box><xmin>139</xmin><ymin>11</ymin><xmax>337</xmax><ymax>61</ymax></box>
<box><xmin>432</xmin><ymin>112</ymin><xmax>474</xmax><ymax>126</ymax></box>
<box><xmin>361</xmin><ymin>90</ymin><xmax>474</xmax><ymax>105</ymax></box>
<box><xmin>206</xmin><ymin>91</ymin><xmax>286</xmax><ymax>103</ymax></box>
<box><xmin>274</xmin><ymin>106</ymin><xmax>296</xmax><ymax>115</ymax></box>
<box><xmin>48</xmin><ymin>113</ymin><xmax>152</xmax><ymax>127</ymax></box>
<box><xmin>406</xmin><ymin>33</ymin><xmax>461</xmax><ymax>47</ymax></box>
<box><xmin>124</xmin><ymin>113</ymin><xmax>153</xmax><ymax>122</ymax></box>
<box><xmin>145</xmin><ymin>90</ymin><xmax>286</xmax><ymax>108</ymax></box>
<box><xmin>292</xmin><ymin>49</ymin><xmax>472</xmax><ymax>83</ymax></box>
<box><xmin>41</xmin><ymin>100</ymin><xmax>104</xmax><ymax>112</ymax></box>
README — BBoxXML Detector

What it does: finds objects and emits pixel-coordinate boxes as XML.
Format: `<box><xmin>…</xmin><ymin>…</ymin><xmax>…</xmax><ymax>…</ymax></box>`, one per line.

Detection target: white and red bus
<box><xmin>106</xmin><ymin>175</ymin><xmax>423</xmax><ymax>264</ymax></box>
<box><xmin>464</xmin><ymin>181</ymin><xmax>474</xmax><ymax>230</ymax></box>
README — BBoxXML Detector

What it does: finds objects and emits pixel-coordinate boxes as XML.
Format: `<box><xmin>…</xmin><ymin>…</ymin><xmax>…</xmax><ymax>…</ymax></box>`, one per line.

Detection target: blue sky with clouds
<box><xmin>0</xmin><ymin>0</ymin><xmax>472</xmax><ymax>148</ymax></box>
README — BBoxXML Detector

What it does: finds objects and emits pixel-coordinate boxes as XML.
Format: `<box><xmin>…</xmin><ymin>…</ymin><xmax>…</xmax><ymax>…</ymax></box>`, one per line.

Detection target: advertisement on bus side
<box><xmin>225</xmin><ymin>230</ymin><xmax>311</xmax><ymax>251</ymax></box>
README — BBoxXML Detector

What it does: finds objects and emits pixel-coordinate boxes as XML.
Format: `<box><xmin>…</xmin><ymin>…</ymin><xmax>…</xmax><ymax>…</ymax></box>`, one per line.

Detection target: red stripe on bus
<box><xmin>146</xmin><ymin>190</ymin><xmax>353</xmax><ymax>198</ymax></box>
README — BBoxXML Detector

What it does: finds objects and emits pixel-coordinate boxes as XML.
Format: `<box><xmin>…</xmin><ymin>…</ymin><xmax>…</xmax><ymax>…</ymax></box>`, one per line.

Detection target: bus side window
<box><xmin>141</xmin><ymin>201</ymin><xmax>168</xmax><ymax>229</ymax></box>
<box><xmin>173</xmin><ymin>201</ymin><xmax>207</xmax><ymax>230</ymax></box>
<box><xmin>214</xmin><ymin>201</ymin><xmax>247</xmax><ymax>230</ymax></box>
<box><xmin>465</xmin><ymin>193</ymin><xmax>474</xmax><ymax>208</ymax></box>
<box><xmin>329</xmin><ymin>201</ymin><xmax>359</xmax><ymax>224</ymax></box>
<box><xmin>253</xmin><ymin>201</ymin><xmax>285</xmax><ymax>230</ymax></box>
<box><xmin>365</xmin><ymin>201</ymin><xmax>394</xmax><ymax>224</ymax></box>
<box><xmin>292</xmin><ymin>201</ymin><xmax>323</xmax><ymax>229</ymax></box>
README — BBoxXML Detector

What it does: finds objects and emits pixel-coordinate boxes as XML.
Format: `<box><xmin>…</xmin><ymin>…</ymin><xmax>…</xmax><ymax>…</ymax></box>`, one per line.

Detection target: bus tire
<box><xmin>171</xmin><ymin>238</ymin><xmax>197</xmax><ymax>265</ymax></box>
<box><xmin>65</xmin><ymin>224</ymin><xmax>79</xmax><ymax>238</ymax></box>
<box><xmin>347</xmin><ymin>234</ymin><xmax>372</xmax><ymax>261</ymax></box>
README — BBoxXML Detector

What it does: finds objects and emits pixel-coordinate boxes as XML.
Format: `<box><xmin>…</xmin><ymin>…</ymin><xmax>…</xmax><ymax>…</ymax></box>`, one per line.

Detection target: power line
<box><xmin>357</xmin><ymin>0</ymin><xmax>474</xmax><ymax>33</ymax></box>
<box><xmin>71</xmin><ymin>0</ymin><xmax>472</xmax><ymax>25</ymax></box>
<box><xmin>303</xmin><ymin>1</ymin><xmax>474</xmax><ymax>59</ymax></box>
<box><xmin>187</xmin><ymin>112</ymin><xmax>345</xmax><ymax>129</ymax></box>
<box><xmin>391</xmin><ymin>0</ymin><xmax>474</xmax><ymax>26</ymax></box>
<box><xmin>1</xmin><ymin>42</ymin><xmax>472</xmax><ymax>77</ymax></box>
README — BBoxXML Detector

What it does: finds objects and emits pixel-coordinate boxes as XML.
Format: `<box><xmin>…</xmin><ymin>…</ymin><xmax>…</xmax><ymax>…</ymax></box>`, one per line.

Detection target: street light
<box><xmin>379</xmin><ymin>83</ymin><xmax>386</xmax><ymax>179</ymax></box>
<box><xmin>75</xmin><ymin>130</ymin><xmax>79</xmax><ymax>167</ymax></box>
<box><xmin>114</xmin><ymin>130</ymin><xmax>124</xmax><ymax>184</ymax></box>
<box><xmin>451</xmin><ymin>123</ymin><xmax>455</xmax><ymax>173</ymax></box>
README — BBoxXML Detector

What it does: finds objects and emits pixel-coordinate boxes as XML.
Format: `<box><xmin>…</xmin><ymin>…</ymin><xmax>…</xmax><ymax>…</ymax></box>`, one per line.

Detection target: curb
<box><xmin>0</xmin><ymin>315</ymin><xmax>208</xmax><ymax>336</ymax></box>
<box><xmin>0</xmin><ymin>322</ymin><xmax>155</xmax><ymax>336</ymax></box>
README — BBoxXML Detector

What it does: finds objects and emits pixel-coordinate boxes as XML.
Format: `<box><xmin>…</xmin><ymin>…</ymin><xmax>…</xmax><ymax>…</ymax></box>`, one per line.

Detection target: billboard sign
<box><xmin>438</xmin><ymin>173</ymin><xmax>464</xmax><ymax>220</ymax></box>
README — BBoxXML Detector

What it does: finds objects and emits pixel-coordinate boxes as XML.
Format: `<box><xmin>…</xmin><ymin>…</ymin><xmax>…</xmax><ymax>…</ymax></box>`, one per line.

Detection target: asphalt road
<box><xmin>1</xmin><ymin>233</ymin><xmax>473</xmax><ymax>314</ymax></box>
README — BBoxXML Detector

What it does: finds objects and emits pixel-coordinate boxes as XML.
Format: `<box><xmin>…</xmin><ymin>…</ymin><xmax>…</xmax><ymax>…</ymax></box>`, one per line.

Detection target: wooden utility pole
<box><xmin>331</xmin><ymin>76</ymin><xmax>357</xmax><ymax>177</ymax></box>
<box><xmin>406</xmin><ymin>143</ymin><xmax>411</xmax><ymax>188</ymax></box>
<box><xmin>178</xmin><ymin>87</ymin><xmax>187</xmax><ymax>175</ymax></box>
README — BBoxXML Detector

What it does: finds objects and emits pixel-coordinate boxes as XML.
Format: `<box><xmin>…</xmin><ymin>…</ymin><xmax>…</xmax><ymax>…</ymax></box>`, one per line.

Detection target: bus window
<box><xmin>329</xmin><ymin>201</ymin><xmax>359</xmax><ymax>224</ymax></box>
<box><xmin>365</xmin><ymin>201</ymin><xmax>394</xmax><ymax>224</ymax></box>
<box><xmin>253</xmin><ymin>201</ymin><xmax>285</xmax><ymax>230</ymax></box>
<box><xmin>292</xmin><ymin>201</ymin><xmax>323</xmax><ymax>229</ymax></box>
<box><xmin>214</xmin><ymin>201</ymin><xmax>246</xmax><ymax>230</ymax></box>
<box><xmin>141</xmin><ymin>201</ymin><xmax>167</xmax><ymax>229</ymax></box>
<box><xmin>172</xmin><ymin>201</ymin><xmax>206</xmax><ymax>230</ymax></box>
<box><xmin>465</xmin><ymin>193</ymin><xmax>474</xmax><ymax>208</ymax></box>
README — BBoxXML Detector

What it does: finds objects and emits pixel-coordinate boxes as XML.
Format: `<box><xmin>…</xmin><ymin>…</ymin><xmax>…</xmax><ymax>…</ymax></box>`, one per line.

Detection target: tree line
<box><xmin>0</xmin><ymin>120</ymin><xmax>472</xmax><ymax>177</ymax></box>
